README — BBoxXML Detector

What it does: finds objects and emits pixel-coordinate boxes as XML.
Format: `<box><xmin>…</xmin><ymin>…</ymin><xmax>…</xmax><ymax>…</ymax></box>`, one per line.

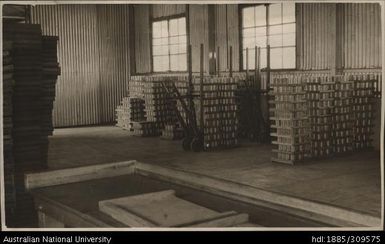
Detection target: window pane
<box><xmin>255</xmin><ymin>6</ymin><xmax>266</xmax><ymax>26</ymax></box>
<box><xmin>170</xmin><ymin>36</ymin><xmax>179</xmax><ymax>44</ymax></box>
<box><xmin>170</xmin><ymin>44</ymin><xmax>179</xmax><ymax>55</ymax></box>
<box><xmin>153</xmin><ymin>45</ymin><xmax>169</xmax><ymax>56</ymax></box>
<box><xmin>243</xmin><ymin>37</ymin><xmax>255</xmax><ymax>49</ymax></box>
<box><xmin>269</xmin><ymin>4</ymin><xmax>282</xmax><ymax>25</ymax></box>
<box><xmin>153</xmin><ymin>22</ymin><xmax>162</xmax><ymax>38</ymax></box>
<box><xmin>269</xmin><ymin>35</ymin><xmax>282</xmax><ymax>47</ymax></box>
<box><xmin>161</xmin><ymin>20</ymin><xmax>168</xmax><ymax>37</ymax></box>
<box><xmin>178</xmin><ymin>44</ymin><xmax>187</xmax><ymax>54</ymax></box>
<box><xmin>270</xmin><ymin>48</ymin><xmax>283</xmax><ymax>69</ymax></box>
<box><xmin>179</xmin><ymin>35</ymin><xmax>187</xmax><ymax>44</ymax></box>
<box><xmin>282</xmin><ymin>23</ymin><xmax>295</xmax><ymax>34</ymax></box>
<box><xmin>154</xmin><ymin>56</ymin><xmax>169</xmax><ymax>72</ymax></box>
<box><xmin>282</xmin><ymin>3</ymin><xmax>295</xmax><ymax>23</ymax></box>
<box><xmin>169</xmin><ymin>19</ymin><xmax>178</xmax><ymax>36</ymax></box>
<box><xmin>255</xmin><ymin>36</ymin><xmax>266</xmax><ymax>48</ymax></box>
<box><xmin>153</xmin><ymin>38</ymin><xmax>162</xmax><ymax>46</ymax></box>
<box><xmin>178</xmin><ymin>54</ymin><xmax>187</xmax><ymax>71</ymax></box>
<box><xmin>161</xmin><ymin>37</ymin><xmax>168</xmax><ymax>45</ymax></box>
<box><xmin>178</xmin><ymin>18</ymin><xmax>186</xmax><ymax>35</ymax></box>
<box><xmin>282</xmin><ymin>47</ymin><xmax>295</xmax><ymax>69</ymax></box>
<box><xmin>283</xmin><ymin>33</ymin><xmax>295</xmax><ymax>46</ymax></box>
<box><xmin>255</xmin><ymin>26</ymin><xmax>266</xmax><ymax>37</ymax></box>
<box><xmin>242</xmin><ymin>7</ymin><xmax>255</xmax><ymax>28</ymax></box>
<box><xmin>269</xmin><ymin>25</ymin><xmax>282</xmax><ymax>35</ymax></box>
<box><xmin>243</xmin><ymin>27</ymin><xmax>255</xmax><ymax>38</ymax></box>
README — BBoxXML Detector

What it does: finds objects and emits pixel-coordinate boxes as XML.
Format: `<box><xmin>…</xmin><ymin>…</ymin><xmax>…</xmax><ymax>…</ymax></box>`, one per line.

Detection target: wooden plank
<box><xmin>38</xmin><ymin>211</ymin><xmax>65</xmax><ymax>228</ymax></box>
<box><xmin>25</xmin><ymin>160</ymin><xmax>136</xmax><ymax>190</ymax></box>
<box><xmin>183</xmin><ymin>213</ymin><xmax>249</xmax><ymax>227</ymax></box>
<box><xmin>135</xmin><ymin>162</ymin><xmax>381</xmax><ymax>227</ymax></box>
<box><xmin>99</xmin><ymin>189</ymin><xmax>226</xmax><ymax>227</ymax></box>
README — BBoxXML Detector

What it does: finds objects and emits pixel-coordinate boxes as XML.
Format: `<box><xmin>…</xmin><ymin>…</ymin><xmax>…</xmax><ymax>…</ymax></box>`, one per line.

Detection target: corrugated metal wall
<box><xmin>297</xmin><ymin>3</ymin><xmax>336</xmax><ymax>70</ymax></box>
<box><xmin>152</xmin><ymin>4</ymin><xmax>185</xmax><ymax>18</ymax></box>
<box><xmin>31</xmin><ymin>5</ymin><xmax>130</xmax><ymax>127</ymax></box>
<box><xmin>31</xmin><ymin>5</ymin><xmax>101</xmax><ymax>127</ymax></box>
<box><xmin>188</xmin><ymin>5</ymin><xmax>210</xmax><ymax>73</ymax></box>
<box><xmin>97</xmin><ymin>5</ymin><xmax>130</xmax><ymax>124</ymax></box>
<box><xmin>340</xmin><ymin>3</ymin><xmax>382</xmax><ymax>69</ymax></box>
<box><xmin>214</xmin><ymin>5</ymin><xmax>240</xmax><ymax>72</ymax></box>
<box><xmin>134</xmin><ymin>5</ymin><xmax>151</xmax><ymax>74</ymax></box>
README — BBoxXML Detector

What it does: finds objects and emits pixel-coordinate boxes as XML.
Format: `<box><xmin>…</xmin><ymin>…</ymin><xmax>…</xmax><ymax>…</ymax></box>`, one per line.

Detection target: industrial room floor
<box><xmin>46</xmin><ymin>125</ymin><xmax>381</xmax><ymax>218</ymax></box>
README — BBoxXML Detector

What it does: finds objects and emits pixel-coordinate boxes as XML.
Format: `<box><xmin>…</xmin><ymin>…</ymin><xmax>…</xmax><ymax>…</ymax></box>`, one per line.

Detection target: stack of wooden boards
<box><xmin>3</xmin><ymin>23</ymin><xmax>60</xmax><ymax>227</ymax></box>
<box><xmin>270</xmin><ymin>74</ymin><xmax>377</xmax><ymax>164</ymax></box>
<box><xmin>99</xmin><ymin>190</ymin><xmax>251</xmax><ymax>227</ymax></box>
<box><xmin>3</xmin><ymin>41</ymin><xmax>16</xmax><ymax>226</ymax></box>
<box><xmin>41</xmin><ymin>36</ymin><xmax>60</xmax><ymax>136</ymax></box>
<box><xmin>199</xmin><ymin>77</ymin><xmax>239</xmax><ymax>150</ymax></box>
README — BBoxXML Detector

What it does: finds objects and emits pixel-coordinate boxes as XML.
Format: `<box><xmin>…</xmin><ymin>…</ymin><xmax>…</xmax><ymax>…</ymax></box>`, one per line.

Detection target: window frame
<box><xmin>239</xmin><ymin>3</ymin><xmax>297</xmax><ymax>71</ymax></box>
<box><xmin>150</xmin><ymin>13</ymin><xmax>188</xmax><ymax>74</ymax></box>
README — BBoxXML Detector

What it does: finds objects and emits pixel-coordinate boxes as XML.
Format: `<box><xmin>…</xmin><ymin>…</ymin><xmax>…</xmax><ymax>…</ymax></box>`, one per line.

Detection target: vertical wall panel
<box><xmin>97</xmin><ymin>5</ymin><xmax>130</xmax><ymax>124</ymax></box>
<box><xmin>297</xmin><ymin>3</ymin><xmax>334</xmax><ymax>70</ymax></box>
<box><xmin>31</xmin><ymin>5</ymin><xmax>130</xmax><ymax>127</ymax></box>
<box><xmin>189</xmin><ymin>5</ymin><xmax>210</xmax><ymax>73</ymax></box>
<box><xmin>227</xmin><ymin>5</ymin><xmax>240</xmax><ymax>72</ymax></box>
<box><xmin>152</xmin><ymin>4</ymin><xmax>185</xmax><ymax>18</ymax></box>
<box><xmin>134</xmin><ymin>5</ymin><xmax>151</xmax><ymax>73</ymax></box>
<box><xmin>31</xmin><ymin>5</ymin><xmax>101</xmax><ymax>127</ymax></box>
<box><xmin>215</xmin><ymin>5</ymin><xmax>227</xmax><ymax>72</ymax></box>
<box><xmin>341</xmin><ymin>3</ymin><xmax>382</xmax><ymax>69</ymax></box>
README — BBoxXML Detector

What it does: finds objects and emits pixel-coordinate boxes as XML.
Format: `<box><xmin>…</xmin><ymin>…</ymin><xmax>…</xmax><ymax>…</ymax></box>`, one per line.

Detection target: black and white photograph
<box><xmin>0</xmin><ymin>0</ymin><xmax>384</xmax><ymax>235</ymax></box>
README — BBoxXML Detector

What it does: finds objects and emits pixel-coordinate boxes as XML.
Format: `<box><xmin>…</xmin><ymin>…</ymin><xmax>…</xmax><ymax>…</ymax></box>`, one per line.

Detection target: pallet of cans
<box><xmin>351</xmin><ymin>75</ymin><xmax>376</xmax><ymax>150</ymax></box>
<box><xmin>115</xmin><ymin>97</ymin><xmax>146</xmax><ymax>130</ymax></box>
<box><xmin>269</xmin><ymin>76</ymin><xmax>311</xmax><ymax>164</ymax></box>
<box><xmin>199</xmin><ymin>77</ymin><xmax>239</xmax><ymax>150</ymax></box>
<box><xmin>128</xmin><ymin>121</ymin><xmax>161</xmax><ymax>137</ymax></box>
<box><xmin>305</xmin><ymin>76</ymin><xmax>335</xmax><ymax>158</ymax></box>
<box><xmin>332</xmin><ymin>76</ymin><xmax>354</xmax><ymax>154</ymax></box>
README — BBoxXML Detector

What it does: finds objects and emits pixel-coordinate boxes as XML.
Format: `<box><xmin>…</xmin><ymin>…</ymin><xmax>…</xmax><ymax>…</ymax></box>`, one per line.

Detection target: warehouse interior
<box><xmin>1</xmin><ymin>2</ymin><xmax>383</xmax><ymax>228</ymax></box>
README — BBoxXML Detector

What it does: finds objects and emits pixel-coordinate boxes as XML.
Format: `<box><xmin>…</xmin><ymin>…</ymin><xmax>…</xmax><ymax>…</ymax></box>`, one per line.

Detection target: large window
<box><xmin>152</xmin><ymin>17</ymin><xmax>187</xmax><ymax>72</ymax></box>
<box><xmin>241</xmin><ymin>3</ymin><xmax>296</xmax><ymax>70</ymax></box>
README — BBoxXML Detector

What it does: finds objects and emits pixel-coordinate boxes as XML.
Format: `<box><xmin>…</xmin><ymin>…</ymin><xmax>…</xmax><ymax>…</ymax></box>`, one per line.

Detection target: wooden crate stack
<box><xmin>305</xmin><ymin>76</ymin><xmax>335</xmax><ymax>158</ymax></box>
<box><xmin>199</xmin><ymin>77</ymin><xmax>239</xmax><ymax>150</ymax></box>
<box><xmin>332</xmin><ymin>76</ymin><xmax>354</xmax><ymax>154</ymax></box>
<box><xmin>3</xmin><ymin>41</ymin><xmax>17</xmax><ymax>226</ymax></box>
<box><xmin>270</xmin><ymin>76</ymin><xmax>311</xmax><ymax>164</ymax></box>
<box><xmin>3</xmin><ymin>23</ymin><xmax>60</xmax><ymax>227</ymax></box>
<box><xmin>41</xmin><ymin>36</ymin><xmax>60</xmax><ymax>136</ymax></box>
<box><xmin>352</xmin><ymin>75</ymin><xmax>376</xmax><ymax>150</ymax></box>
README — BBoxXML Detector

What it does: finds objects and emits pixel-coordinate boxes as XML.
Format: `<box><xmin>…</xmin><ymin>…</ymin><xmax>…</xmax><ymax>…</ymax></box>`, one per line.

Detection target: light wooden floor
<box><xmin>47</xmin><ymin>125</ymin><xmax>382</xmax><ymax>217</ymax></box>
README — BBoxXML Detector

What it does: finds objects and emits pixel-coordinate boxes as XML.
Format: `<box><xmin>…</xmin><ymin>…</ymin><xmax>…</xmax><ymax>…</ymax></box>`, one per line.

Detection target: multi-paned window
<box><xmin>241</xmin><ymin>3</ymin><xmax>296</xmax><ymax>70</ymax></box>
<box><xmin>152</xmin><ymin>17</ymin><xmax>187</xmax><ymax>72</ymax></box>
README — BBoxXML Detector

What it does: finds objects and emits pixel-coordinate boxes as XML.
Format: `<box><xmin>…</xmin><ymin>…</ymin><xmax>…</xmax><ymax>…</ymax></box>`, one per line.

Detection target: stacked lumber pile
<box><xmin>199</xmin><ymin>77</ymin><xmax>239</xmax><ymax>150</ymax></box>
<box><xmin>270</xmin><ymin>77</ymin><xmax>311</xmax><ymax>164</ymax></box>
<box><xmin>3</xmin><ymin>41</ymin><xmax>17</xmax><ymax>226</ymax></box>
<box><xmin>3</xmin><ymin>23</ymin><xmax>60</xmax><ymax>227</ymax></box>
<box><xmin>41</xmin><ymin>36</ymin><xmax>60</xmax><ymax>136</ymax></box>
<box><xmin>352</xmin><ymin>76</ymin><xmax>376</xmax><ymax>150</ymax></box>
